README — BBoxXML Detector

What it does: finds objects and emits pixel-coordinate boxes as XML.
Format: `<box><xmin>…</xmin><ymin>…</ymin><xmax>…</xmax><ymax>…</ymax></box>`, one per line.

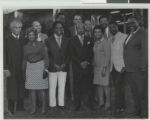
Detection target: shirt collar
<box><xmin>77</xmin><ymin>34</ymin><xmax>84</xmax><ymax>40</ymax></box>
<box><xmin>54</xmin><ymin>34</ymin><xmax>62</xmax><ymax>40</ymax></box>
<box><xmin>133</xmin><ymin>27</ymin><xmax>140</xmax><ymax>34</ymax></box>
<box><xmin>12</xmin><ymin>33</ymin><xmax>20</xmax><ymax>39</ymax></box>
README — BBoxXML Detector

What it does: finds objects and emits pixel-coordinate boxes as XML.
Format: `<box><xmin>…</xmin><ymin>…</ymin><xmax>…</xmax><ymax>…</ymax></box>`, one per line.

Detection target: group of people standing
<box><xmin>4</xmin><ymin>12</ymin><xmax>148</xmax><ymax>118</ymax></box>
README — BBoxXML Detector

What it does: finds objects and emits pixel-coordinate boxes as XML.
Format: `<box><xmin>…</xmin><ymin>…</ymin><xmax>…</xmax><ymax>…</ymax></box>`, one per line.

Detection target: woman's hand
<box><xmin>4</xmin><ymin>70</ymin><xmax>11</xmax><ymax>78</ymax></box>
<box><xmin>101</xmin><ymin>66</ymin><xmax>106</xmax><ymax>77</ymax></box>
<box><xmin>54</xmin><ymin>64</ymin><xmax>61</xmax><ymax>71</ymax></box>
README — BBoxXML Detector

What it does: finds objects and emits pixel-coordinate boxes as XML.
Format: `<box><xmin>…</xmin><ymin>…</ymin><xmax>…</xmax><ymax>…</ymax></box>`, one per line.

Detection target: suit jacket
<box><xmin>70</xmin><ymin>35</ymin><xmax>93</xmax><ymax>72</ymax></box>
<box><xmin>110</xmin><ymin>32</ymin><xmax>127</xmax><ymax>72</ymax></box>
<box><xmin>124</xmin><ymin>28</ymin><xmax>148</xmax><ymax>72</ymax></box>
<box><xmin>45</xmin><ymin>35</ymin><xmax>70</xmax><ymax>72</ymax></box>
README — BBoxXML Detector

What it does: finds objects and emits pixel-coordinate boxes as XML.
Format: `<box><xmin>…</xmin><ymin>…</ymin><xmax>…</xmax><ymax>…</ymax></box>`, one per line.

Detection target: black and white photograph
<box><xmin>3</xmin><ymin>8</ymin><xmax>148</xmax><ymax>119</ymax></box>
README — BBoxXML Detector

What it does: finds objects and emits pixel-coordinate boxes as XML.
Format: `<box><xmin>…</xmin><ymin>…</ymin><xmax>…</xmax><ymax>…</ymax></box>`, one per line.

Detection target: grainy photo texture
<box><xmin>3</xmin><ymin>9</ymin><xmax>148</xmax><ymax>119</ymax></box>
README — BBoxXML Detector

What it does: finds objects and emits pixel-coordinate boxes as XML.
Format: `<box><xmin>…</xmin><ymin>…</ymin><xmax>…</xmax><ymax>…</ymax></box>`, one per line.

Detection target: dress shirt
<box><xmin>54</xmin><ymin>34</ymin><xmax>62</xmax><ymax>48</ymax></box>
<box><xmin>77</xmin><ymin>34</ymin><xmax>84</xmax><ymax>46</ymax></box>
<box><xmin>12</xmin><ymin>33</ymin><xmax>20</xmax><ymax>39</ymax></box>
<box><xmin>105</xmin><ymin>27</ymin><xmax>109</xmax><ymax>38</ymax></box>
<box><xmin>125</xmin><ymin>27</ymin><xmax>140</xmax><ymax>45</ymax></box>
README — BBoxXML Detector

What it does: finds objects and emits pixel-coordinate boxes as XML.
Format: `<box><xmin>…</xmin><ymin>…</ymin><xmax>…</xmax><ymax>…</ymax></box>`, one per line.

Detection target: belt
<box><xmin>27</xmin><ymin>57</ymin><xmax>44</xmax><ymax>63</ymax></box>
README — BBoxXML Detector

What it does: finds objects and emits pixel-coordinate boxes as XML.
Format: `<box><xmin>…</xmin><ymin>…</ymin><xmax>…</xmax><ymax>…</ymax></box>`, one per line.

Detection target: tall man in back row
<box><xmin>124</xmin><ymin>17</ymin><xmax>148</xmax><ymax>117</ymax></box>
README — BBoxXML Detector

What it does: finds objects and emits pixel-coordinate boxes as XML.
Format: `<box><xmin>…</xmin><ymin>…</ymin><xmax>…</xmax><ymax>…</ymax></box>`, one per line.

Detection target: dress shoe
<box><xmin>115</xmin><ymin>108</ymin><xmax>125</xmax><ymax>114</ymax></box>
<box><xmin>74</xmin><ymin>106</ymin><xmax>81</xmax><ymax>111</ymax></box>
<box><xmin>49</xmin><ymin>107</ymin><xmax>58</xmax><ymax>113</ymax></box>
<box><xmin>16</xmin><ymin>106</ymin><xmax>25</xmax><ymax>111</ymax></box>
<box><xmin>87</xmin><ymin>105</ymin><xmax>95</xmax><ymax>111</ymax></box>
<box><xmin>41</xmin><ymin>110</ymin><xmax>46</xmax><ymax>115</ymax></box>
<box><xmin>30</xmin><ymin>110</ymin><xmax>36</xmax><ymax>115</ymax></box>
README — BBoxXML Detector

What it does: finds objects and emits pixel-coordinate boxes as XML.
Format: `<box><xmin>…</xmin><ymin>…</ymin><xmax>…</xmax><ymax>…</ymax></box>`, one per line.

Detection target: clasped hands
<box><xmin>54</xmin><ymin>64</ymin><xmax>66</xmax><ymax>71</ymax></box>
<box><xmin>80</xmin><ymin>61</ymin><xmax>90</xmax><ymax>69</ymax></box>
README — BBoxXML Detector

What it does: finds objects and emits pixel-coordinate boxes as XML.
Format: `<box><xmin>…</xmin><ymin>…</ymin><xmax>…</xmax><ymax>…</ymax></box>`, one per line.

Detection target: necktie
<box><xmin>125</xmin><ymin>33</ymin><xmax>133</xmax><ymax>45</ymax></box>
<box><xmin>58</xmin><ymin>37</ymin><xmax>61</xmax><ymax>48</ymax></box>
<box><xmin>16</xmin><ymin>36</ymin><xmax>19</xmax><ymax>40</ymax></box>
<box><xmin>80</xmin><ymin>36</ymin><xmax>84</xmax><ymax>46</ymax></box>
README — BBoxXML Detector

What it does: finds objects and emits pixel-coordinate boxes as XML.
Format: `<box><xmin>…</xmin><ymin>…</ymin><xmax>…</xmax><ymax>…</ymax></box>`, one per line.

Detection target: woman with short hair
<box><xmin>93</xmin><ymin>25</ymin><xmax>111</xmax><ymax>111</ymax></box>
<box><xmin>23</xmin><ymin>28</ymin><xmax>49</xmax><ymax>114</ymax></box>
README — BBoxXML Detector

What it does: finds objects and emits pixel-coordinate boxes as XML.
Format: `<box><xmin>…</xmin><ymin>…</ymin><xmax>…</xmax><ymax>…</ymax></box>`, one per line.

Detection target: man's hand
<box><xmin>80</xmin><ymin>61</ymin><xmax>89</xmax><ymax>69</ymax></box>
<box><xmin>4</xmin><ymin>70</ymin><xmax>11</xmax><ymax>78</ymax></box>
<box><xmin>60</xmin><ymin>64</ymin><xmax>66</xmax><ymax>69</ymax></box>
<box><xmin>101</xmin><ymin>67</ymin><xmax>106</xmax><ymax>77</ymax></box>
<box><xmin>54</xmin><ymin>64</ymin><xmax>61</xmax><ymax>71</ymax></box>
<box><xmin>121</xmin><ymin>67</ymin><xmax>126</xmax><ymax>74</ymax></box>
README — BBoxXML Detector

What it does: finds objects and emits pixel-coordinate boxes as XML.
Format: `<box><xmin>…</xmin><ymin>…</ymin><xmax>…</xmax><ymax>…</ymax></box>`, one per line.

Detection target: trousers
<box><xmin>111</xmin><ymin>67</ymin><xmax>125</xmax><ymax>109</ymax></box>
<box><xmin>124</xmin><ymin>71</ymin><xmax>146</xmax><ymax>112</ymax></box>
<box><xmin>49</xmin><ymin>72</ymin><xmax>67</xmax><ymax>107</ymax></box>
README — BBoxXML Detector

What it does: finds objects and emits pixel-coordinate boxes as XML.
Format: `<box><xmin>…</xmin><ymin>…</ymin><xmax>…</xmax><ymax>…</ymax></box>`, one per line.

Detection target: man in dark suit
<box><xmin>124</xmin><ymin>17</ymin><xmax>148</xmax><ymax>117</ymax></box>
<box><xmin>45</xmin><ymin>21</ymin><xmax>70</xmax><ymax>112</ymax></box>
<box><xmin>4</xmin><ymin>19</ymin><xmax>27</xmax><ymax>114</ymax></box>
<box><xmin>69</xmin><ymin>13</ymin><xmax>83</xmax><ymax>37</ymax></box>
<box><xmin>68</xmin><ymin>13</ymin><xmax>83</xmax><ymax>102</ymax></box>
<box><xmin>71</xmin><ymin>23</ymin><xmax>94</xmax><ymax>111</ymax></box>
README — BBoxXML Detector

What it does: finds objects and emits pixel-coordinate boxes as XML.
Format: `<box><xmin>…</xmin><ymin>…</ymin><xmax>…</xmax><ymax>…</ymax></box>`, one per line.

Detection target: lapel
<box><xmin>60</xmin><ymin>36</ymin><xmax>66</xmax><ymax>50</ymax></box>
<box><xmin>52</xmin><ymin>35</ymin><xmax>60</xmax><ymax>49</ymax></box>
<box><xmin>124</xmin><ymin>28</ymin><xmax>141</xmax><ymax>47</ymax></box>
<box><xmin>75</xmin><ymin>35</ymin><xmax>84</xmax><ymax>48</ymax></box>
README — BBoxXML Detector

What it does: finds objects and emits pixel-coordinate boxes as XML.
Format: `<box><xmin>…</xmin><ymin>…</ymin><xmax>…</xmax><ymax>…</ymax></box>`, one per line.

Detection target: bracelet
<box><xmin>44</xmin><ymin>69</ymin><xmax>49</xmax><ymax>72</ymax></box>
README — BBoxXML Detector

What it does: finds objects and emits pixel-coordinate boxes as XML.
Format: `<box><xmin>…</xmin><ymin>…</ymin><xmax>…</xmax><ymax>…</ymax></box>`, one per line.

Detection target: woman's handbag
<box><xmin>43</xmin><ymin>70</ymin><xmax>48</xmax><ymax>79</ymax></box>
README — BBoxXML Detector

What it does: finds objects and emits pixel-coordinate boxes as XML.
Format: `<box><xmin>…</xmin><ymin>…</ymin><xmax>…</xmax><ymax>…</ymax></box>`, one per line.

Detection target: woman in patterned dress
<box><xmin>23</xmin><ymin>28</ymin><xmax>49</xmax><ymax>114</ymax></box>
<box><xmin>93</xmin><ymin>25</ymin><xmax>111</xmax><ymax>111</ymax></box>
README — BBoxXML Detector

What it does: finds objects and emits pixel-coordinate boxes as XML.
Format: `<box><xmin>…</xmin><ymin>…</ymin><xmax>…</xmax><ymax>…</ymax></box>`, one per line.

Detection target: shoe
<box><xmin>58</xmin><ymin>106</ymin><xmax>69</xmax><ymax>113</ymax></box>
<box><xmin>74</xmin><ymin>106</ymin><xmax>81</xmax><ymax>111</ymax></box>
<box><xmin>16</xmin><ymin>106</ymin><xmax>25</xmax><ymax>111</ymax></box>
<box><xmin>115</xmin><ymin>108</ymin><xmax>125</xmax><ymax>114</ymax></box>
<box><xmin>87</xmin><ymin>105</ymin><xmax>95</xmax><ymax>111</ymax></box>
<box><xmin>104</xmin><ymin>106</ymin><xmax>112</xmax><ymax>115</ymax></box>
<box><xmin>5</xmin><ymin>110</ymin><xmax>13</xmax><ymax>116</ymax></box>
<box><xmin>41</xmin><ymin>110</ymin><xmax>46</xmax><ymax>115</ymax></box>
<box><xmin>49</xmin><ymin>107</ymin><xmax>58</xmax><ymax>113</ymax></box>
<box><xmin>99</xmin><ymin>104</ymin><xmax>105</xmax><ymax>109</ymax></box>
<box><xmin>30</xmin><ymin>110</ymin><xmax>36</xmax><ymax>115</ymax></box>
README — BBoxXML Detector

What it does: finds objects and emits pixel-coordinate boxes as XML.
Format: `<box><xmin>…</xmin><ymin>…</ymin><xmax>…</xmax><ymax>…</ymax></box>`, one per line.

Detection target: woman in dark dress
<box><xmin>23</xmin><ymin>28</ymin><xmax>49</xmax><ymax>114</ymax></box>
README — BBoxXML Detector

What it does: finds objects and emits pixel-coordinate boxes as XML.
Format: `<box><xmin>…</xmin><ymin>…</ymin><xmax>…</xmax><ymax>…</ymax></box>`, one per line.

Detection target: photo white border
<box><xmin>0</xmin><ymin>1</ymin><xmax>149</xmax><ymax>120</ymax></box>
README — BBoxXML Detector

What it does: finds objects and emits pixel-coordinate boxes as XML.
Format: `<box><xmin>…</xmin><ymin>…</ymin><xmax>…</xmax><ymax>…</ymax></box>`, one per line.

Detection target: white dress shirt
<box><xmin>12</xmin><ymin>33</ymin><xmax>20</xmax><ymax>39</ymax></box>
<box><xmin>125</xmin><ymin>27</ymin><xmax>140</xmax><ymax>45</ymax></box>
<box><xmin>54</xmin><ymin>34</ymin><xmax>62</xmax><ymax>48</ymax></box>
<box><xmin>77</xmin><ymin>34</ymin><xmax>84</xmax><ymax>46</ymax></box>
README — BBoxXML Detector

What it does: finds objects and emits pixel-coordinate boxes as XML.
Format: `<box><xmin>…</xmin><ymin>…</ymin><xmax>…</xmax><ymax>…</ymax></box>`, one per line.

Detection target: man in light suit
<box><xmin>124</xmin><ymin>17</ymin><xmax>148</xmax><ymax>117</ymax></box>
<box><xmin>109</xmin><ymin>22</ymin><xmax>127</xmax><ymax>114</ymax></box>
<box><xmin>99</xmin><ymin>15</ymin><xmax>112</xmax><ymax>40</ymax></box>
